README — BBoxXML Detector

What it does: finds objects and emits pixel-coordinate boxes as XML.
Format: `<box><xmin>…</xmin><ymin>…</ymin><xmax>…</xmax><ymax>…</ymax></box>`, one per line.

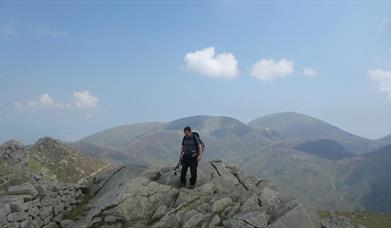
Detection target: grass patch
<box><xmin>65</xmin><ymin>192</ymin><xmax>94</xmax><ymax>220</ymax></box>
<box><xmin>318</xmin><ymin>210</ymin><xmax>391</xmax><ymax>228</ymax></box>
<box><xmin>27</xmin><ymin>156</ymin><xmax>43</xmax><ymax>173</ymax></box>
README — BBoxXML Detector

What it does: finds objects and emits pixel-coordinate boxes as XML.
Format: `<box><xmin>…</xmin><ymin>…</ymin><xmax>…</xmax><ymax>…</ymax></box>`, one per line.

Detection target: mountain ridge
<box><xmin>72</xmin><ymin>113</ymin><xmax>391</xmax><ymax>212</ymax></box>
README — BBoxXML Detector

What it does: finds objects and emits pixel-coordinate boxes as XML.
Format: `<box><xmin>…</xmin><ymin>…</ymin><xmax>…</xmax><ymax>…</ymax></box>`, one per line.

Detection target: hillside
<box><xmin>77</xmin><ymin>115</ymin><xmax>280</xmax><ymax>165</ymax></box>
<box><xmin>345</xmin><ymin>144</ymin><xmax>391</xmax><ymax>212</ymax></box>
<box><xmin>80</xmin><ymin>122</ymin><xmax>165</xmax><ymax>149</ymax></box>
<box><xmin>294</xmin><ymin>139</ymin><xmax>353</xmax><ymax>160</ymax></box>
<box><xmin>73</xmin><ymin>113</ymin><xmax>391</xmax><ymax>212</ymax></box>
<box><xmin>380</xmin><ymin>134</ymin><xmax>391</xmax><ymax>143</ymax></box>
<box><xmin>248</xmin><ymin>112</ymin><xmax>382</xmax><ymax>154</ymax></box>
<box><xmin>0</xmin><ymin>137</ymin><xmax>108</xmax><ymax>191</ymax></box>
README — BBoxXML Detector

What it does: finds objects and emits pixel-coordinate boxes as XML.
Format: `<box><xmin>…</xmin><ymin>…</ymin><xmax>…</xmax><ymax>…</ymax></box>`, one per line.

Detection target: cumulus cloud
<box><xmin>73</xmin><ymin>91</ymin><xmax>98</xmax><ymax>108</ymax></box>
<box><xmin>303</xmin><ymin>67</ymin><xmax>317</xmax><ymax>77</ymax></box>
<box><xmin>14</xmin><ymin>91</ymin><xmax>98</xmax><ymax>110</ymax></box>
<box><xmin>250</xmin><ymin>58</ymin><xmax>294</xmax><ymax>81</ymax></box>
<box><xmin>184</xmin><ymin>47</ymin><xmax>238</xmax><ymax>79</ymax></box>
<box><xmin>369</xmin><ymin>69</ymin><xmax>391</xmax><ymax>99</ymax></box>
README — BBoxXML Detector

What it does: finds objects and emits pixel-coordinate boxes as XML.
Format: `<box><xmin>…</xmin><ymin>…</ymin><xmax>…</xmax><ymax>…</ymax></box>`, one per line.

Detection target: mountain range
<box><xmin>71</xmin><ymin>112</ymin><xmax>391</xmax><ymax>212</ymax></box>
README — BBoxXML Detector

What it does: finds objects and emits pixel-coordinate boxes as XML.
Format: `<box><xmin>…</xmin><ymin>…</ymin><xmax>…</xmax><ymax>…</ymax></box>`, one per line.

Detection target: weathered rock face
<box><xmin>0</xmin><ymin>137</ymin><xmax>108</xmax><ymax>192</ymax></box>
<box><xmin>72</xmin><ymin>160</ymin><xmax>323</xmax><ymax>228</ymax></box>
<box><xmin>0</xmin><ymin>181</ymin><xmax>85</xmax><ymax>228</ymax></box>
<box><xmin>1</xmin><ymin>140</ymin><xmax>27</xmax><ymax>165</ymax></box>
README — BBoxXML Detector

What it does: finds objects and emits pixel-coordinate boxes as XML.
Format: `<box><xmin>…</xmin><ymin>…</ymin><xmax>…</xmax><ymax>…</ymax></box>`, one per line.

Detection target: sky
<box><xmin>1</xmin><ymin>1</ymin><xmax>391</xmax><ymax>143</ymax></box>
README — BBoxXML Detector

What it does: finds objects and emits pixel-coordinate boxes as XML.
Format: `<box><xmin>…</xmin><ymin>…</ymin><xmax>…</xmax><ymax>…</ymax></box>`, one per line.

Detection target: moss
<box><xmin>65</xmin><ymin>192</ymin><xmax>94</xmax><ymax>220</ymax></box>
<box><xmin>27</xmin><ymin>156</ymin><xmax>43</xmax><ymax>173</ymax></box>
<box><xmin>318</xmin><ymin>210</ymin><xmax>391</xmax><ymax>228</ymax></box>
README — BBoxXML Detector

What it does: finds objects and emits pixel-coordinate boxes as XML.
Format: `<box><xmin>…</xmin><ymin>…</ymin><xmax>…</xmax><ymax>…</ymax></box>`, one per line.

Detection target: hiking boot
<box><xmin>179</xmin><ymin>182</ymin><xmax>186</xmax><ymax>188</ymax></box>
<box><xmin>188</xmin><ymin>185</ymin><xmax>195</xmax><ymax>190</ymax></box>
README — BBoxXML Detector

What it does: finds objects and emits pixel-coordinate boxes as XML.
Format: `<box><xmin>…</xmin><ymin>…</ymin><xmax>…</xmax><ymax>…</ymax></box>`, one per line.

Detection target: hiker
<box><xmin>179</xmin><ymin>126</ymin><xmax>203</xmax><ymax>189</ymax></box>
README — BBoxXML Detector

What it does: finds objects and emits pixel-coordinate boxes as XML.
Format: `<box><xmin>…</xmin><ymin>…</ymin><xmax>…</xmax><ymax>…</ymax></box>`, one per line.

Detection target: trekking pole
<box><xmin>174</xmin><ymin>158</ymin><xmax>181</xmax><ymax>176</ymax></box>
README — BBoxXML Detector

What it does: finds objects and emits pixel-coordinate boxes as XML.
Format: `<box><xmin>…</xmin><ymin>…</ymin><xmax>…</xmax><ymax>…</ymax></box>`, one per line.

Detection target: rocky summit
<box><xmin>0</xmin><ymin>137</ymin><xmax>108</xmax><ymax>192</ymax></box>
<box><xmin>72</xmin><ymin>160</ymin><xmax>323</xmax><ymax>228</ymax></box>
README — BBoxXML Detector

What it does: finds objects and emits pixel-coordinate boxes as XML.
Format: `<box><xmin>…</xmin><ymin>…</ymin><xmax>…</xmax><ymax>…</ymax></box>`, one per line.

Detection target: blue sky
<box><xmin>1</xmin><ymin>1</ymin><xmax>391</xmax><ymax>143</ymax></box>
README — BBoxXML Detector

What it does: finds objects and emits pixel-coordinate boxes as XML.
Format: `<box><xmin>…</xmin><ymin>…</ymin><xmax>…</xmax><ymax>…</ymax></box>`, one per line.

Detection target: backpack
<box><xmin>192</xmin><ymin>132</ymin><xmax>205</xmax><ymax>152</ymax></box>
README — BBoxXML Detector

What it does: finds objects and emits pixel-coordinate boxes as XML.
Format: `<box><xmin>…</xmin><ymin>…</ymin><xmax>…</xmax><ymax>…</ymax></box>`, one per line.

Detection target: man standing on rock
<box><xmin>179</xmin><ymin>126</ymin><xmax>203</xmax><ymax>189</ymax></box>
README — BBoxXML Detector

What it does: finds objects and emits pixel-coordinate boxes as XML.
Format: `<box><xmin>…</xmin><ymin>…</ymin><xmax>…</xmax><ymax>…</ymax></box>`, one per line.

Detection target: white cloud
<box><xmin>29</xmin><ymin>26</ymin><xmax>68</xmax><ymax>37</ymax></box>
<box><xmin>73</xmin><ymin>91</ymin><xmax>98</xmax><ymax>108</ymax></box>
<box><xmin>0</xmin><ymin>23</ymin><xmax>67</xmax><ymax>37</ymax></box>
<box><xmin>184</xmin><ymin>47</ymin><xmax>238</xmax><ymax>79</ymax></box>
<box><xmin>0</xmin><ymin>23</ymin><xmax>18</xmax><ymax>35</ymax></box>
<box><xmin>14</xmin><ymin>91</ymin><xmax>98</xmax><ymax>110</ymax></box>
<box><xmin>369</xmin><ymin>69</ymin><xmax>391</xmax><ymax>99</ymax></box>
<box><xmin>381</xmin><ymin>19</ymin><xmax>391</xmax><ymax>32</ymax></box>
<box><xmin>250</xmin><ymin>58</ymin><xmax>294</xmax><ymax>81</ymax></box>
<box><xmin>13</xmin><ymin>102</ymin><xmax>24</xmax><ymax>109</ymax></box>
<box><xmin>303</xmin><ymin>67</ymin><xmax>317</xmax><ymax>77</ymax></box>
<box><xmin>14</xmin><ymin>93</ymin><xmax>66</xmax><ymax>109</ymax></box>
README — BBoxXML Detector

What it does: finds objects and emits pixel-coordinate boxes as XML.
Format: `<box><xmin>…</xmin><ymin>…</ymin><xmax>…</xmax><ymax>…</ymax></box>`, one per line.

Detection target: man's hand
<box><xmin>197</xmin><ymin>155</ymin><xmax>202</xmax><ymax>161</ymax></box>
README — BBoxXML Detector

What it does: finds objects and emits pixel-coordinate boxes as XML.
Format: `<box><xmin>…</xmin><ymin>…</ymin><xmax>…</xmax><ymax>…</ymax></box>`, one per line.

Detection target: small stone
<box><xmin>14</xmin><ymin>201</ymin><xmax>32</xmax><ymax>212</ymax></box>
<box><xmin>0</xmin><ymin>195</ymin><xmax>24</xmax><ymax>212</ymax></box>
<box><xmin>152</xmin><ymin>205</ymin><xmax>167</xmax><ymax>220</ymax></box>
<box><xmin>7</xmin><ymin>211</ymin><xmax>29</xmax><ymax>222</ymax></box>
<box><xmin>6</xmin><ymin>222</ymin><xmax>19</xmax><ymax>228</ymax></box>
<box><xmin>42</xmin><ymin>215</ymin><xmax>52</xmax><ymax>225</ymax></box>
<box><xmin>211</xmin><ymin>197</ymin><xmax>233</xmax><ymax>213</ymax></box>
<box><xmin>0</xmin><ymin>204</ymin><xmax>11</xmax><ymax>224</ymax></box>
<box><xmin>0</xmin><ymin>203</ymin><xmax>11</xmax><ymax>219</ymax></box>
<box><xmin>53</xmin><ymin>202</ymin><xmax>65</xmax><ymax>216</ymax></box>
<box><xmin>8</xmin><ymin>183</ymin><xmax>38</xmax><ymax>197</ymax></box>
<box><xmin>31</xmin><ymin>216</ymin><xmax>44</xmax><ymax>227</ymax></box>
<box><xmin>53</xmin><ymin>212</ymin><xmax>66</xmax><ymax>223</ymax></box>
<box><xmin>104</xmin><ymin>215</ymin><xmax>121</xmax><ymax>223</ymax></box>
<box><xmin>89</xmin><ymin>216</ymin><xmax>103</xmax><ymax>226</ymax></box>
<box><xmin>43</xmin><ymin>221</ymin><xmax>59</xmax><ymax>228</ymax></box>
<box><xmin>183</xmin><ymin>212</ymin><xmax>206</xmax><ymax>228</ymax></box>
<box><xmin>209</xmin><ymin>214</ymin><xmax>221</xmax><ymax>227</ymax></box>
<box><xmin>40</xmin><ymin>196</ymin><xmax>57</xmax><ymax>207</ymax></box>
<box><xmin>28</xmin><ymin>206</ymin><xmax>39</xmax><ymax>218</ymax></box>
<box><xmin>39</xmin><ymin>206</ymin><xmax>53</xmax><ymax>218</ymax></box>
<box><xmin>60</xmin><ymin>219</ymin><xmax>74</xmax><ymax>228</ymax></box>
<box><xmin>19</xmin><ymin>217</ymin><xmax>32</xmax><ymax>228</ymax></box>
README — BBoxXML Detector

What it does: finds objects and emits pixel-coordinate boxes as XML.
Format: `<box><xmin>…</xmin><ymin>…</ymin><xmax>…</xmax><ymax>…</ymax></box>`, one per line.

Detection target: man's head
<box><xmin>183</xmin><ymin>126</ymin><xmax>192</xmax><ymax>137</ymax></box>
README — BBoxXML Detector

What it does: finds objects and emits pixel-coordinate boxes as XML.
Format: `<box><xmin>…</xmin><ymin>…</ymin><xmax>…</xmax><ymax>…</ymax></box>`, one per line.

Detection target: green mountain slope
<box><xmin>81</xmin><ymin>122</ymin><xmax>165</xmax><ymax>148</ymax></box>
<box><xmin>345</xmin><ymin>144</ymin><xmax>391</xmax><ymax>212</ymax></box>
<box><xmin>295</xmin><ymin>139</ymin><xmax>353</xmax><ymax>160</ymax></box>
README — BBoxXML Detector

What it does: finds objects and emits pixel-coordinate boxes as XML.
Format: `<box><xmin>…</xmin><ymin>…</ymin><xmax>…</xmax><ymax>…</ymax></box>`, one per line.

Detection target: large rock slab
<box><xmin>8</xmin><ymin>183</ymin><xmax>38</xmax><ymax>198</ymax></box>
<box><xmin>72</xmin><ymin>161</ymin><xmax>325</xmax><ymax>228</ymax></box>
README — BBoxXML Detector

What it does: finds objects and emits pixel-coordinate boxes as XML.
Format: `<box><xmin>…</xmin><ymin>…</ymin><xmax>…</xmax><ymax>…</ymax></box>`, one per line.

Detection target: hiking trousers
<box><xmin>180</xmin><ymin>157</ymin><xmax>198</xmax><ymax>186</ymax></box>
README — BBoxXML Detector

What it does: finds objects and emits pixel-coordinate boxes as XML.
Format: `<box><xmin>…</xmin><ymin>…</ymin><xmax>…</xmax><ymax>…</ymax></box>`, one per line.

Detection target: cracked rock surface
<box><xmin>72</xmin><ymin>160</ymin><xmax>323</xmax><ymax>228</ymax></box>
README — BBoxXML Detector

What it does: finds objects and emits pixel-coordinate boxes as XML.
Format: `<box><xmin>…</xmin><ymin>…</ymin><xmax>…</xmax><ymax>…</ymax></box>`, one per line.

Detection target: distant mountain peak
<box><xmin>249</xmin><ymin>112</ymin><xmax>382</xmax><ymax>154</ymax></box>
<box><xmin>164</xmin><ymin>115</ymin><xmax>249</xmax><ymax>132</ymax></box>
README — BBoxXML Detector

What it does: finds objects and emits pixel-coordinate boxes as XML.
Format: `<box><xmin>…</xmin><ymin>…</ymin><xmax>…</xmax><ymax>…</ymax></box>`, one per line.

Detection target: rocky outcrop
<box><xmin>0</xmin><ymin>181</ymin><xmax>86</xmax><ymax>228</ymax></box>
<box><xmin>72</xmin><ymin>160</ymin><xmax>323</xmax><ymax>228</ymax></box>
<box><xmin>321</xmin><ymin>214</ymin><xmax>365</xmax><ymax>228</ymax></box>
<box><xmin>1</xmin><ymin>140</ymin><xmax>27</xmax><ymax>165</ymax></box>
<box><xmin>0</xmin><ymin>138</ymin><xmax>108</xmax><ymax>192</ymax></box>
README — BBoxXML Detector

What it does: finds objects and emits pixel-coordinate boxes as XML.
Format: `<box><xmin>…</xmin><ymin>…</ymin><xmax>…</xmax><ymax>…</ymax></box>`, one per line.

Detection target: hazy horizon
<box><xmin>1</xmin><ymin>1</ymin><xmax>391</xmax><ymax>143</ymax></box>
